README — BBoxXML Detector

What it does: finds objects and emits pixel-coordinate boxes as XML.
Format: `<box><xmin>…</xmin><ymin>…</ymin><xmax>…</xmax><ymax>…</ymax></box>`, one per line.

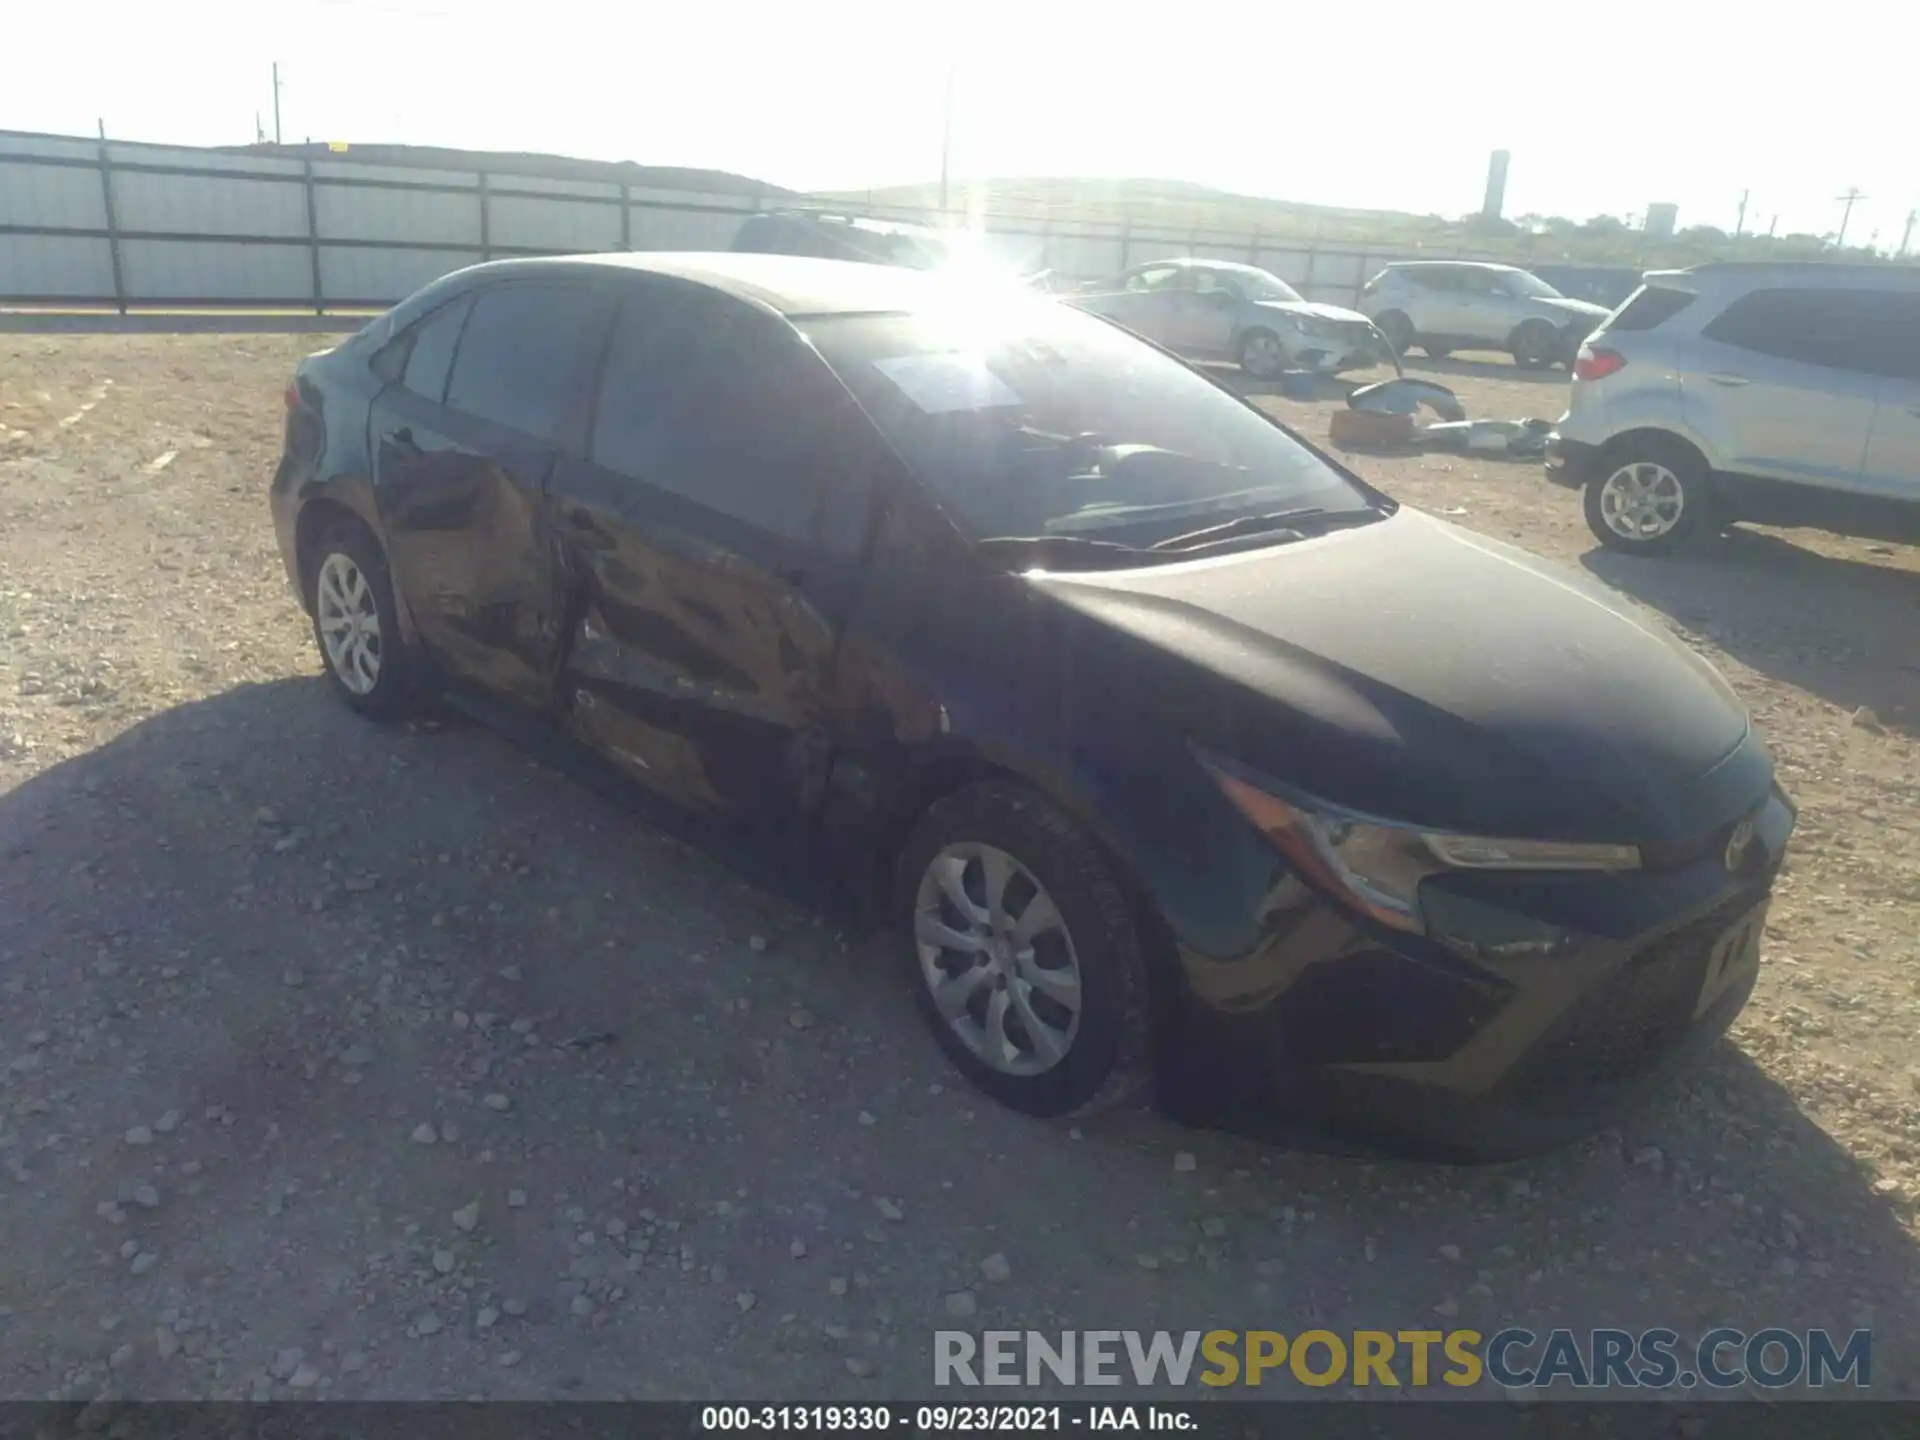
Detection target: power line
<box><xmin>1835</xmin><ymin>186</ymin><xmax>1866</xmax><ymax>248</ymax></box>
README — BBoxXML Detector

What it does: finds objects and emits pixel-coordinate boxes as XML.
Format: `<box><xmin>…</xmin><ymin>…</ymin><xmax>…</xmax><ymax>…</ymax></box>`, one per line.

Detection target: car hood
<box><xmin>1254</xmin><ymin>299</ymin><xmax>1376</xmax><ymax>327</ymax></box>
<box><xmin>1030</xmin><ymin>509</ymin><xmax>1759</xmax><ymax>843</ymax></box>
<box><xmin>1541</xmin><ymin>296</ymin><xmax>1611</xmax><ymax>322</ymax></box>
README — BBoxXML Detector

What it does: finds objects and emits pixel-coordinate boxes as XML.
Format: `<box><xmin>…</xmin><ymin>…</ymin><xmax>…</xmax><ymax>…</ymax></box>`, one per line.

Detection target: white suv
<box><xmin>1359</xmin><ymin>261</ymin><xmax>1610</xmax><ymax>369</ymax></box>
<box><xmin>1548</xmin><ymin>262</ymin><xmax>1920</xmax><ymax>555</ymax></box>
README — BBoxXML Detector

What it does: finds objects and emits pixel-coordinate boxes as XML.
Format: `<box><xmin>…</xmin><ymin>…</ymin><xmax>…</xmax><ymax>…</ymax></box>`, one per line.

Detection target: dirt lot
<box><xmin>3</xmin><ymin>334</ymin><xmax>1919</xmax><ymax>1404</ymax></box>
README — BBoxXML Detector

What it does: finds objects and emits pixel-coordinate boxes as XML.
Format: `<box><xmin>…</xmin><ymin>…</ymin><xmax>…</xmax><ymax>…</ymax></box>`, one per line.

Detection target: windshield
<box><xmin>1504</xmin><ymin>270</ymin><xmax>1563</xmax><ymax>299</ymax></box>
<box><xmin>1232</xmin><ymin>269</ymin><xmax>1306</xmax><ymax>304</ymax></box>
<box><xmin>806</xmin><ymin>297</ymin><xmax>1374</xmax><ymax>550</ymax></box>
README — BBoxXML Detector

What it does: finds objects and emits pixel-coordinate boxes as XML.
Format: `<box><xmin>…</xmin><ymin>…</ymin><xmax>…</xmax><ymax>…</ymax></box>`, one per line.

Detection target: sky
<box><xmin>5</xmin><ymin>0</ymin><xmax>1912</xmax><ymax>249</ymax></box>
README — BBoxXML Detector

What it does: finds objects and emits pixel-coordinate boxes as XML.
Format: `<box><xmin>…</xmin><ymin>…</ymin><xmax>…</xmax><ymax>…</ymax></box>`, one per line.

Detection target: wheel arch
<box><xmin>293</xmin><ymin>487</ymin><xmax>417</xmax><ymax>641</ymax></box>
<box><xmin>1594</xmin><ymin>427</ymin><xmax>1714</xmax><ymax>483</ymax></box>
<box><xmin>875</xmin><ymin>742</ymin><xmax>1187</xmax><ymax>1015</ymax></box>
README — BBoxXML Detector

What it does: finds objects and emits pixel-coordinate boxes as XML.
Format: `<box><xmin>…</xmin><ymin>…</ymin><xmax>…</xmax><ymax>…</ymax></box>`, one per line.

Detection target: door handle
<box><xmin>1707</xmin><ymin>373</ymin><xmax>1751</xmax><ymax>387</ymax></box>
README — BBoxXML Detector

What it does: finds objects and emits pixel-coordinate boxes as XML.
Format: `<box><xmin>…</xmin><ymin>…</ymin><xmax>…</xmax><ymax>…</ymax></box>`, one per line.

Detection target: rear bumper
<box><xmin>1545</xmin><ymin>434</ymin><xmax>1602</xmax><ymax>490</ymax></box>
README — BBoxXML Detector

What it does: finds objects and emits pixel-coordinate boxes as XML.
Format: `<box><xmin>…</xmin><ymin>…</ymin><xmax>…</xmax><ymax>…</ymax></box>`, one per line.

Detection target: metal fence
<box><xmin>1</xmin><ymin>128</ymin><xmax>1451</xmax><ymax>312</ymax></box>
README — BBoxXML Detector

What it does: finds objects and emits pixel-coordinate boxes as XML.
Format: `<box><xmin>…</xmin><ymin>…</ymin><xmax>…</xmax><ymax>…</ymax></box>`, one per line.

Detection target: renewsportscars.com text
<box><xmin>933</xmin><ymin>1328</ymin><xmax>1871</xmax><ymax>1390</ymax></box>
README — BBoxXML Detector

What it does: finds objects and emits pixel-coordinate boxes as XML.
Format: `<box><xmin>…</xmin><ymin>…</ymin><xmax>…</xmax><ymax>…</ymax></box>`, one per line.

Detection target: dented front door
<box><xmin>544</xmin><ymin>278</ymin><xmax>879</xmax><ymax>845</ymax></box>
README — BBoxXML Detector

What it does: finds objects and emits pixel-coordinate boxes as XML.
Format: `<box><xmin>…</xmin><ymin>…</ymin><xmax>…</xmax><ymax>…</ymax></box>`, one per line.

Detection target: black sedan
<box><xmin>270</xmin><ymin>253</ymin><xmax>1794</xmax><ymax>1157</ymax></box>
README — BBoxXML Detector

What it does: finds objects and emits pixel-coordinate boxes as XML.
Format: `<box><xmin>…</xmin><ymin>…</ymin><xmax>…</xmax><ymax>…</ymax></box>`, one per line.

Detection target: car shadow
<box><xmin>1583</xmin><ymin>527</ymin><xmax>1920</xmax><ymax>734</ymax></box>
<box><xmin>5</xmin><ymin>677</ymin><xmax>1918</xmax><ymax>1397</ymax></box>
<box><xmin>1400</xmin><ymin>354</ymin><xmax>1573</xmax><ymax>387</ymax></box>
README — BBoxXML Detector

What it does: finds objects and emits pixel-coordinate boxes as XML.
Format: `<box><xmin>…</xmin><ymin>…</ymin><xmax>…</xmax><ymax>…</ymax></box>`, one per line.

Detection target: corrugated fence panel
<box><xmin>119</xmin><ymin>239</ymin><xmax>311</xmax><ymax>301</ymax></box>
<box><xmin>319</xmin><ymin>246</ymin><xmax>475</xmax><ymax>304</ymax></box>
<box><xmin>111</xmin><ymin>169</ymin><xmax>309</xmax><ymax>237</ymax></box>
<box><xmin>316</xmin><ymin>182</ymin><xmax>480</xmax><ymax>245</ymax></box>
<box><xmin>1039</xmin><ymin>233</ymin><xmax>1126</xmax><ymax>278</ymax></box>
<box><xmin>488</xmin><ymin>194</ymin><xmax>621</xmax><ymax>252</ymax></box>
<box><xmin>3</xmin><ymin>133</ymin><xmax>99</xmax><ymax>161</ymax></box>
<box><xmin>626</xmin><ymin>203</ymin><xmax>742</xmax><ymax>251</ymax></box>
<box><xmin>114</xmin><ymin>144</ymin><xmax>303</xmax><ymax>179</ymax></box>
<box><xmin>0</xmin><ymin>234</ymin><xmax>114</xmax><ymax>297</ymax></box>
<box><xmin>0</xmin><ymin>159</ymin><xmax>106</xmax><ymax>228</ymax></box>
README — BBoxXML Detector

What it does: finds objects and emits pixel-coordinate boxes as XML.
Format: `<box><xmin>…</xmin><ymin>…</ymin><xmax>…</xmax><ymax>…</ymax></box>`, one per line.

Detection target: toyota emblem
<box><xmin>1724</xmin><ymin>818</ymin><xmax>1756</xmax><ymax>871</ymax></box>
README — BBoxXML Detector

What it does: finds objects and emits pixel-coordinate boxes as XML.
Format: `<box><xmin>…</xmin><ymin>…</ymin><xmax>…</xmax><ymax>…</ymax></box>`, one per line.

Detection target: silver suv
<box><xmin>1359</xmin><ymin>261</ymin><xmax>1609</xmax><ymax>368</ymax></box>
<box><xmin>1548</xmin><ymin>262</ymin><xmax>1920</xmax><ymax>554</ymax></box>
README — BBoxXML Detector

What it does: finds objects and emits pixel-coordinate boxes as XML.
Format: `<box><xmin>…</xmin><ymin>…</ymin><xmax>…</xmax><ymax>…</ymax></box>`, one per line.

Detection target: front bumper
<box><xmin>1156</xmin><ymin>786</ymin><xmax>1796</xmax><ymax>1158</ymax></box>
<box><xmin>1544</xmin><ymin>433</ymin><xmax>1602</xmax><ymax>490</ymax></box>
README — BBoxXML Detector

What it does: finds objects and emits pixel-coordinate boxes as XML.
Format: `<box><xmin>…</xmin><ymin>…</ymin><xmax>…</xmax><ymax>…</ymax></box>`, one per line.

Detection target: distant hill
<box><xmin>811</xmin><ymin>176</ymin><xmax>1440</xmax><ymax>244</ymax></box>
<box><xmin>226</xmin><ymin>142</ymin><xmax>789</xmax><ymax>198</ymax></box>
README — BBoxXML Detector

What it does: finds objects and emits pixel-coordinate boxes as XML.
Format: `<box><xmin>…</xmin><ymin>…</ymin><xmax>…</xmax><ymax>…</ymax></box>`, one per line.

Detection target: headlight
<box><xmin>1206</xmin><ymin>764</ymin><xmax>1640</xmax><ymax>935</ymax></box>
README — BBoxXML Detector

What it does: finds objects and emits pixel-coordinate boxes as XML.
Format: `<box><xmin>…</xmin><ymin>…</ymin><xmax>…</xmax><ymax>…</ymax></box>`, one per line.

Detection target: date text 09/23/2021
<box><xmin>700</xmin><ymin>1406</ymin><xmax>1190</xmax><ymax>1432</ymax></box>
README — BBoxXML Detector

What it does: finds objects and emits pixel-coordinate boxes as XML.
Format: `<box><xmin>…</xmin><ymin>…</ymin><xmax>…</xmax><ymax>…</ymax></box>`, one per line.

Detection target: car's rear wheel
<box><xmin>1238</xmin><ymin>328</ymin><xmax>1287</xmax><ymax>380</ymax></box>
<box><xmin>1510</xmin><ymin>321</ymin><xmax>1558</xmax><ymax>369</ymax></box>
<box><xmin>1374</xmin><ymin>310</ymin><xmax>1415</xmax><ymax>356</ymax></box>
<box><xmin>307</xmin><ymin>522</ymin><xmax>414</xmax><ymax>719</ymax></box>
<box><xmin>899</xmin><ymin>781</ymin><xmax>1152</xmax><ymax>1118</ymax></box>
<box><xmin>1584</xmin><ymin>438</ymin><xmax>1709</xmax><ymax>554</ymax></box>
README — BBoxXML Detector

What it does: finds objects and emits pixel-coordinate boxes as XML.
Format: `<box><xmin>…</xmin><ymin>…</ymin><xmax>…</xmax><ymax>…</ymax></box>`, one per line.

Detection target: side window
<box><xmin>445</xmin><ymin>283</ymin><xmax>598</xmax><ymax>442</ymax></box>
<box><xmin>1127</xmin><ymin>266</ymin><xmax>1178</xmax><ymax>292</ymax></box>
<box><xmin>1192</xmin><ymin>270</ymin><xmax>1242</xmax><ymax>298</ymax></box>
<box><xmin>1698</xmin><ymin>288</ymin><xmax>1910</xmax><ymax>375</ymax></box>
<box><xmin>1408</xmin><ymin>269</ymin><xmax>1452</xmax><ymax>292</ymax></box>
<box><xmin>1852</xmin><ymin>292</ymin><xmax>1920</xmax><ymax>381</ymax></box>
<box><xmin>591</xmin><ymin>286</ymin><xmax>860</xmax><ymax>543</ymax></box>
<box><xmin>400</xmin><ymin>294</ymin><xmax>472</xmax><ymax>402</ymax></box>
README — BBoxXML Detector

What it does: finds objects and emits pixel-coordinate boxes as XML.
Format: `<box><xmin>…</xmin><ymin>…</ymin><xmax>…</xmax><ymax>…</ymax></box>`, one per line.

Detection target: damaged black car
<box><xmin>271</xmin><ymin>252</ymin><xmax>1793</xmax><ymax>1158</ymax></box>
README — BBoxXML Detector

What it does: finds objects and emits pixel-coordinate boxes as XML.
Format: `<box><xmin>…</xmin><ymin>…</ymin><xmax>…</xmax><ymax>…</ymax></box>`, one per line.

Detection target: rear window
<box><xmin>1604</xmin><ymin>285</ymin><xmax>1694</xmax><ymax>333</ymax></box>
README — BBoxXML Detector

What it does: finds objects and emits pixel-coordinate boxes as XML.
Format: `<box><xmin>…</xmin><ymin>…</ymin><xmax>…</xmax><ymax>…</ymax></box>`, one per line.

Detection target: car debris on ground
<box><xmin>1332</xmin><ymin>375</ymin><xmax>1551</xmax><ymax>457</ymax></box>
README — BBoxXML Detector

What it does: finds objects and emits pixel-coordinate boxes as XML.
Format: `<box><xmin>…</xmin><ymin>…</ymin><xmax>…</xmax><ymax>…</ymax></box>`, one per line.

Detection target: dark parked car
<box><xmin>271</xmin><ymin>253</ymin><xmax>1794</xmax><ymax>1157</ymax></box>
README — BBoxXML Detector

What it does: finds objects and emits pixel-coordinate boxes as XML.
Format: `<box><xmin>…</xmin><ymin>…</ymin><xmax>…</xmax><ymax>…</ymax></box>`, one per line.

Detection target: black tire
<box><xmin>1510</xmin><ymin>320</ymin><xmax>1558</xmax><ymax>369</ymax></box>
<box><xmin>1582</xmin><ymin>437</ymin><xmax>1711</xmax><ymax>555</ymax></box>
<box><xmin>897</xmin><ymin>781</ymin><xmax>1153</xmax><ymax>1119</ymax></box>
<box><xmin>1374</xmin><ymin>310</ymin><xmax>1415</xmax><ymax>356</ymax></box>
<box><xmin>1421</xmin><ymin>341</ymin><xmax>1452</xmax><ymax>359</ymax></box>
<box><xmin>305</xmin><ymin>520</ymin><xmax>416</xmax><ymax>720</ymax></box>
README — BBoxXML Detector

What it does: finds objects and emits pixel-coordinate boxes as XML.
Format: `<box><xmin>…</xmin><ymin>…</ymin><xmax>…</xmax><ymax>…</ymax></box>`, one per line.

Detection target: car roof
<box><xmin>1130</xmin><ymin>257</ymin><xmax>1270</xmax><ymax>276</ymax></box>
<box><xmin>441</xmin><ymin>251</ymin><xmax>966</xmax><ymax>318</ymax></box>
<box><xmin>1384</xmin><ymin>260</ymin><xmax>1522</xmax><ymax>274</ymax></box>
<box><xmin>1667</xmin><ymin>260</ymin><xmax>1920</xmax><ymax>288</ymax></box>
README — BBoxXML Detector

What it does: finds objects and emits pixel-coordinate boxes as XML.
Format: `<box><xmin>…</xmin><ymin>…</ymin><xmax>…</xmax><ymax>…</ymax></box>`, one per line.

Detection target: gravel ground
<box><xmin>2</xmin><ymin>335</ymin><xmax>1919</xmax><ymax>1404</ymax></box>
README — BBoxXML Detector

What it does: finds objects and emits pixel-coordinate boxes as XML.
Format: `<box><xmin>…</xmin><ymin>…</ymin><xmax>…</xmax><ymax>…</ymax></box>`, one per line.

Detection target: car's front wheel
<box><xmin>1373</xmin><ymin>309</ymin><xmax>1415</xmax><ymax>356</ymax></box>
<box><xmin>1584</xmin><ymin>438</ymin><xmax>1710</xmax><ymax>554</ymax></box>
<box><xmin>306</xmin><ymin>522</ymin><xmax>415</xmax><ymax>719</ymax></box>
<box><xmin>1510</xmin><ymin>320</ymin><xmax>1559</xmax><ymax>369</ymax></box>
<box><xmin>1237</xmin><ymin>328</ymin><xmax>1287</xmax><ymax>380</ymax></box>
<box><xmin>899</xmin><ymin>781</ymin><xmax>1152</xmax><ymax>1118</ymax></box>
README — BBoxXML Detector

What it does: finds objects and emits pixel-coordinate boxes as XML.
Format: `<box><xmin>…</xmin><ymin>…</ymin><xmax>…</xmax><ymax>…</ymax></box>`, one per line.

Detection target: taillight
<box><xmin>1574</xmin><ymin>346</ymin><xmax>1625</xmax><ymax>382</ymax></box>
<box><xmin>284</xmin><ymin>380</ymin><xmax>301</xmax><ymax>411</ymax></box>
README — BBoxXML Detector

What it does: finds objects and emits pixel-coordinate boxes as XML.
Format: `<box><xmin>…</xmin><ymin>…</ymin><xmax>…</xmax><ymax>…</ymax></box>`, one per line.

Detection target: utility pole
<box><xmin>937</xmin><ymin>64</ymin><xmax>955</xmax><ymax>216</ymax></box>
<box><xmin>1899</xmin><ymin>209</ymin><xmax>1916</xmax><ymax>259</ymax></box>
<box><xmin>1735</xmin><ymin>188</ymin><xmax>1748</xmax><ymax>237</ymax></box>
<box><xmin>1835</xmin><ymin>186</ymin><xmax>1866</xmax><ymax>248</ymax></box>
<box><xmin>1767</xmin><ymin>214</ymin><xmax>1778</xmax><ymax>239</ymax></box>
<box><xmin>96</xmin><ymin>117</ymin><xmax>106</xmax><ymax>140</ymax></box>
<box><xmin>272</xmin><ymin>62</ymin><xmax>283</xmax><ymax>145</ymax></box>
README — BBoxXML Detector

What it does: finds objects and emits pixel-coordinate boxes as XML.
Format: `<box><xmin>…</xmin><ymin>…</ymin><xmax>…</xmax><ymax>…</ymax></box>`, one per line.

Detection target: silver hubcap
<box><xmin>1243</xmin><ymin>334</ymin><xmax>1284</xmax><ymax>377</ymax></box>
<box><xmin>316</xmin><ymin>552</ymin><xmax>382</xmax><ymax>695</ymax></box>
<box><xmin>1598</xmin><ymin>462</ymin><xmax>1685</xmax><ymax>541</ymax></box>
<box><xmin>914</xmin><ymin>843</ymin><xmax>1082</xmax><ymax>1077</ymax></box>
